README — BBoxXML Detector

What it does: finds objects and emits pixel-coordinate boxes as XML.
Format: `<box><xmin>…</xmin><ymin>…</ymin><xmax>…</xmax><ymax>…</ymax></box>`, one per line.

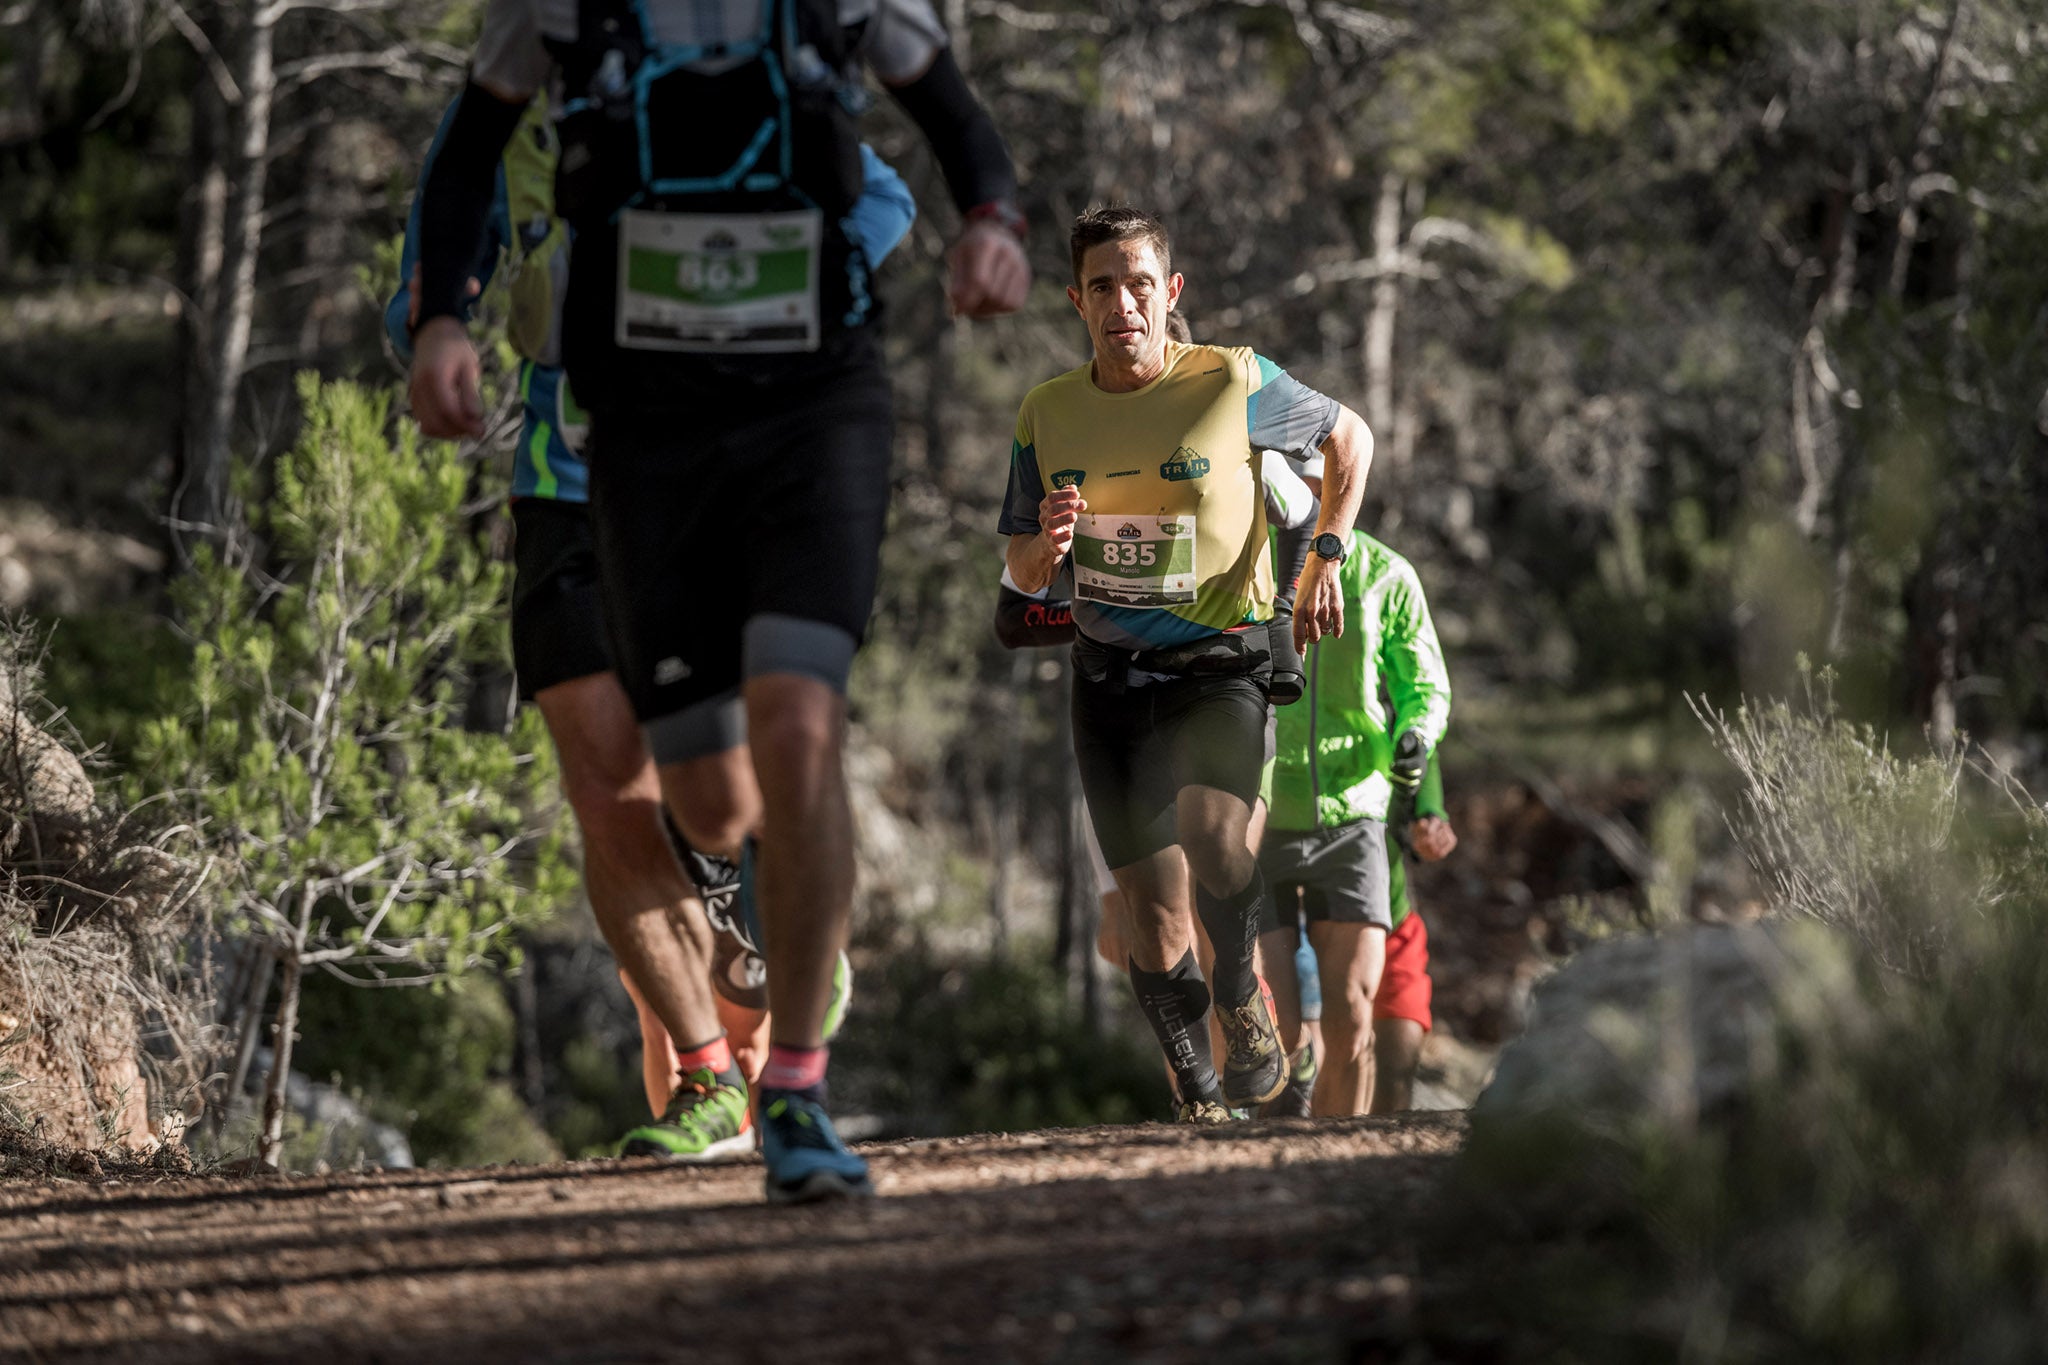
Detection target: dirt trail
<box><xmin>1</xmin><ymin>1113</ymin><xmax>1462</xmax><ymax>1363</ymax></box>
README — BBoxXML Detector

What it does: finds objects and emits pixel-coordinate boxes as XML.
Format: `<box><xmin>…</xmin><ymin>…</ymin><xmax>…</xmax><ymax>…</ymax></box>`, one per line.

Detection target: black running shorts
<box><xmin>585</xmin><ymin>337</ymin><xmax>894</xmax><ymax>756</ymax></box>
<box><xmin>509</xmin><ymin>498</ymin><xmax>612</xmax><ymax>701</ymax></box>
<box><xmin>1072</xmin><ymin>669</ymin><xmax>1270</xmax><ymax>871</ymax></box>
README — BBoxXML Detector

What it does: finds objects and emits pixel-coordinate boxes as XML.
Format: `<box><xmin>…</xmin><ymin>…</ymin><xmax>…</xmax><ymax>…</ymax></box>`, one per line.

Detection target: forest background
<box><xmin>1</xmin><ymin>0</ymin><xmax>2044</xmax><ymax>1167</ymax></box>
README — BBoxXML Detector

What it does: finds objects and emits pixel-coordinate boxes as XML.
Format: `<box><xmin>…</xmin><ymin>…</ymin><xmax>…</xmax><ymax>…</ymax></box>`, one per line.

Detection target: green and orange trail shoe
<box><xmin>1216</xmin><ymin>987</ymin><xmax>1289</xmax><ymax>1108</ymax></box>
<box><xmin>821</xmin><ymin>950</ymin><xmax>853</xmax><ymax>1041</ymax></box>
<box><xmin>1174</xmin><ymin>1098</ymin><xmax>1234</xmax><ymax>1125</ymax></box>
<box><xmin>618</xmin><ymin>1067</ymin><xmax>753</xmax><ymax>1162</ymax></box>
<box><xmin>758</xmin><ymin>1090</ymin><xmax>872</xmax><ymax>1205</ymax></box>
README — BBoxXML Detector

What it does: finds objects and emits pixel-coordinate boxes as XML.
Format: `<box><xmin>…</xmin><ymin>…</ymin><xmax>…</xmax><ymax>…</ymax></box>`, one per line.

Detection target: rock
<box><xmin>0</xmin><ymin>713</ymin><xmax>93</xmax><ymax>819</ymax></box>
<box><xmin>1471</xmin><ymin>919</ymin><xmax>1869</xmax><ymax>1134</ymax></box>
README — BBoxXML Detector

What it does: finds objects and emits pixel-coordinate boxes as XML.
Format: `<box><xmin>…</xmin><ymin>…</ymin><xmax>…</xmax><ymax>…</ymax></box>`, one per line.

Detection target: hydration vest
<box><xmin>544</xmin><ymin>0</ymin><xmax>875</xmax><ymax>363</ymax></box>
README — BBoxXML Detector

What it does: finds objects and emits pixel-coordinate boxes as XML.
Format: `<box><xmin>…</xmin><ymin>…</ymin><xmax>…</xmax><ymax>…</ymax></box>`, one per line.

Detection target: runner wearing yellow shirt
<box><xmin>999</xmin><ymin>206</ymin><xmax>1375</xmax><ymax>1112</ymax></box>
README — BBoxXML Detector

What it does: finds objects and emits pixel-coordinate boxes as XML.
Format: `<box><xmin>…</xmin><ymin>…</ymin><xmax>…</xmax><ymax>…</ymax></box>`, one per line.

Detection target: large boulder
<box><xmin>1471</xmin><ymin>918</ymin><xmax>1870</xmax><ymax>1134</ymax></box>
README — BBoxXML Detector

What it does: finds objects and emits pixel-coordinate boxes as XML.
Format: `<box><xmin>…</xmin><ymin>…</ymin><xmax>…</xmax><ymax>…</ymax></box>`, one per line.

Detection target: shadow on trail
<box><xmin>5</xmin><ymin>1123</ymin><xmax>1459</xmax><ymax>1364</ymax></box>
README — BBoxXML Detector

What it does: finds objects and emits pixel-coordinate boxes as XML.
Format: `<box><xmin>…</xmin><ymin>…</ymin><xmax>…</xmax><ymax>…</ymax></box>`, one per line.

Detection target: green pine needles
<box><xmin>137</xmin><ymin>373</ymin><xmax>571</xmax><ymax>1165</ymax></box>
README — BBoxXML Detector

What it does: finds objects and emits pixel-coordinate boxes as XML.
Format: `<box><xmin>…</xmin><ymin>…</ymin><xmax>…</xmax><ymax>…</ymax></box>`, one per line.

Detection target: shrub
<box><xmin>133</xmin><ymin>374</ymin><xmax>572</xmax><ymax>1166</ymax></box>
<box><xmin>1431</xmin><ymin>674</ymin><xmax>2048</xmax><ymax>1362</ymax></box>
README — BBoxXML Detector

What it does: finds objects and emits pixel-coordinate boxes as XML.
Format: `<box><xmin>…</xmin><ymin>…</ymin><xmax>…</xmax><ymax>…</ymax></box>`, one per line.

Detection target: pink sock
<box><xmin>674</xmin><ymin>1035</ymin><xmax>734</xmax><ymax>1077</ymax></box>
<box><xmin>760</xmin><ymin>1044</ymin><xmax>828</xmax><ymax>1092</ymax></box>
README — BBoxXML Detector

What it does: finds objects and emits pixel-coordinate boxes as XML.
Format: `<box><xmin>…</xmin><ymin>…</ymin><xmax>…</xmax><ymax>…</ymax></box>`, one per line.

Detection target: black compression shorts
<box><xmin>1072</xmin><ymin>669</ymin><xmax>1269</xmax><ymax>870</ymax></box>
<box><xmin>585</xmin><ymin>336</ymin><xmax>894</xmax><ymax>761</ymax></box>
<box><xmin>509</xmin><ymin>498</ymin><xmax>611</xmax><ymax>700</ymax></box>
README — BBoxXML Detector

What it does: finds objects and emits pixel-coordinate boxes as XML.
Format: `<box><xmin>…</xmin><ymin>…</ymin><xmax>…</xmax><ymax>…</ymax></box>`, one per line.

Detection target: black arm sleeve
<box><xmin>885</xmin><ymin>48</ymin><xmax>1017</xmax><ymax>215</ymax></box>
<box><xmin>993</xmin><ymin>584</ymin><xmax>1076</xmax><ymax>650</ymax></box>
<box><xmin>1273</xmin><ymin>525</ymin><xmax>1316</xmax><ymax>612</ymax></box>
<box><xmin>417</xmin><ymin>82</ymin><xmax>527</xmax><ymax>329</ymax></box>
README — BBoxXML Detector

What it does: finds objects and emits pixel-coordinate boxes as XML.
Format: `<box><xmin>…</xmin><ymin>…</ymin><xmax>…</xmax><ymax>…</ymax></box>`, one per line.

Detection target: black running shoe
<box><xmin>1260</xmin><ymin>1047</ymin><xmax>1316</xmax><ymax>1117</ymax></box>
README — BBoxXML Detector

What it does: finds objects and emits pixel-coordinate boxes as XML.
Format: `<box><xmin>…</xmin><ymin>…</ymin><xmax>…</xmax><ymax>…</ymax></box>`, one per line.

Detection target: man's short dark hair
<box><xmin>1070</xmin><ymin>205</ymin><xmax>1172</xmax><ymax>285</ymax></box>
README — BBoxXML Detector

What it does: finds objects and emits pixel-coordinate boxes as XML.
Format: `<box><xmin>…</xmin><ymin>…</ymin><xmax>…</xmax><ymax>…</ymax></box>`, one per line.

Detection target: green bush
<box><xmin>1430</xmin><ymin>675</ymin><xmax>2048</xmax><ymax>1362</ymax></box>
<box><xmin>133</xmin><ymin>373</ymin><xmax>573</xmax><ymax>1164</ymax></box>
<box><xmin>293</xmin><ymin>973</ymin><xmax>558</xmax><ymax>1167</ymax></box>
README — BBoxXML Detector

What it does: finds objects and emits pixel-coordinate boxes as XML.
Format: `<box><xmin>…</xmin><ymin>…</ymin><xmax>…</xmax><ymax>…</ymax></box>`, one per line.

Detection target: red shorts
<box><xmin>1373</xmin><ymin>911</ymin><xmax>1432</xmax><ymax>1031</ymax></box>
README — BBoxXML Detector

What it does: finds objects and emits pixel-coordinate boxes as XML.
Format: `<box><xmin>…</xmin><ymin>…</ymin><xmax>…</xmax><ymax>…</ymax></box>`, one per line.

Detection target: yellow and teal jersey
<box><xmin>997</xmin><ymin>342</ymin><xmax>1340</xmax><ymax>651</ymax></box>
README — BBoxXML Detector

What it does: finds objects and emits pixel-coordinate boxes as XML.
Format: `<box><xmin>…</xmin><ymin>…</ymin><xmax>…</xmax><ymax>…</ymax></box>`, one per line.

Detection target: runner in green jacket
<box><xmin>1259</xmin><ymin>526</ymin><xmax>1450</xmax><ymax>1116</ymax></box>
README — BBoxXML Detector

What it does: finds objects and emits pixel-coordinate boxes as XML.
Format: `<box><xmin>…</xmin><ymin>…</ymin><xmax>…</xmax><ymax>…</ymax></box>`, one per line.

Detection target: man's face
<box><xmin>1067</xmin><ymin>237</ymin><xmax>1183</xmax><ymax>371</ymax></box>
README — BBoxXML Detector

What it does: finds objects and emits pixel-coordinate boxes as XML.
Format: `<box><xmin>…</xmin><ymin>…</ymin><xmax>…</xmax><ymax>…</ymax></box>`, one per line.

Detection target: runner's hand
<box><xmin>1040</xmin><ymin>485</ymin><xmax>1086</xmax><ymax>561</ymax></box>
<box><xmin>1294</xmin><ymin>554</ymin><xmax>1343</xmax><ymax>651</ymax></box>
<box><xmin>946</xmin><ymin>220</ymin><xmax>1031</xmax><ymax>318</ymax></box>
<box><xmin>409</xmin><ymin>316</ymin><xmax>485</xmax><ymax>439</ymax></box>
<box><xmin>1410</xmin><ymin>816</ymin><xmax>1457</xmax><ymax>862</ymax></box>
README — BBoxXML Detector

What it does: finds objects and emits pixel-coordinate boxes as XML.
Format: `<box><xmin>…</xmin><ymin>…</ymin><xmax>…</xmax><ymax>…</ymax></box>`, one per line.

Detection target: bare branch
<box><xmin>155</xmin><ymin>0</ymin><xmax>242</xmax><ymax>104</ymax></box>
<box><xmin>275</xmin><ymin>45</ymin><xmax>430</xmax><ymax>90</ymax></box>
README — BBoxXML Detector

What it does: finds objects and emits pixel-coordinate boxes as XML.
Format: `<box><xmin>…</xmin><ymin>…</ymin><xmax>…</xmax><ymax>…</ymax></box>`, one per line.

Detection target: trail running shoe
<box><xmin>1216</xmin><ymin>988</ymin><xmax>1290</xmax><ymax>1107</ymax></box>
<box><xmin>758</xmin><ymin>1090</ymin><xmax>872</xmax><ymax>1204</ymax></box>
<box><xmin>1261</xmin><ymin>1047</ymin><xmax>1316</xmax><ymax>1118</ymax></box>
<box><xmin>821</xmin><ymin>950</ymin><xmax>854</xmax><ymax>1041</ymax></box>
<box><xmin>1175</xmin><ymin>1098</ymin><xmax>1234</xmax><ymax>1125</ymax></box>
<box><xmin>618</xmin><ymin>1067</ymin><xmax>753</xmax><ymax>1161</ymax></box>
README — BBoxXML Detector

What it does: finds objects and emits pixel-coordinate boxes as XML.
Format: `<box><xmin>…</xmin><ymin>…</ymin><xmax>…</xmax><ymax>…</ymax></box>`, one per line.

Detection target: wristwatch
<box><xmin>1312</xmin><ymin>532</ymin><xmax>1348</xmax><ymax>563</ymax></box>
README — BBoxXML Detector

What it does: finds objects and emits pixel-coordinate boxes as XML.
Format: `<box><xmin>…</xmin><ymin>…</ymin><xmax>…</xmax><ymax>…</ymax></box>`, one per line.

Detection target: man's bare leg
<box><xmin>535</xmin><ymin>675</ymin><xmax>724</xmax><ymax>1066</ymax></box>
<box><xmin>1370</xmin><ymin>1018</ymin><xmax>1426</xmax><ymax>1114</ymax></box>
<box><xmin>1112</xmin><ymin>847</ymin><xmax>1224</xmax><ymax>1109</ymax></box>
<box><xmin>1306</xmin><ymin>921</ymin><xmax>1387</xmax><ymax>1116</ymax></box>
<box><xmin>738</xmin><ymin>673</ymin><xmax>852</xmax><ymax>1051</ymax></box>
<box><xmin>656</xmin><ymin>744</ymin><xmax>760</xmax><ymax>872</ymax></box>
<box><xmin>624</xmin><ymin>971</ymin><xmax>773</xmax><ymax>1116</ymax></box>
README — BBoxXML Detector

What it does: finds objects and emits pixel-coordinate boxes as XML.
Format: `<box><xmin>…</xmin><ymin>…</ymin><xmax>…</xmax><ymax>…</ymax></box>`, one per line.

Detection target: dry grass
<box><xmin>0</xmin><ymin>618</ymin><xmax>214</xmax><ymax>1159</ymax></box>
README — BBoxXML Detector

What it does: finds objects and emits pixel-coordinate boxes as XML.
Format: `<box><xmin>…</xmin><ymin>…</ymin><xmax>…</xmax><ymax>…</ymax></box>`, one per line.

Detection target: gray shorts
<box><xmin>1258</xmin><ymin>817</ymin><xmax>1392</xmax><ymax>931</ymax></box>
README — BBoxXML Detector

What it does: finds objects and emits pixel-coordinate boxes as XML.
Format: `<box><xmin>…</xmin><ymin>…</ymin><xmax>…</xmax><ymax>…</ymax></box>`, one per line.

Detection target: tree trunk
<box><xmin>259</xmin><ymin>885</ymin><xmax>314</xmax><ymax>1169</ymax></box>
<box><xmin>171</xmin><ymin>67</ymin><xmax>230</xmax><ymax>571</ymax></box>
<box><xmin>179</xmin><ymin>0</ymin><xmax>277</xmax><ymax>559</ymax></box>
<box><xmin>923</xmin><ymin>321</ymin><xmax>959</xmax><ymax>485</ymax></box>
<box><xmin>222</xmin><ymin>942</ymin><xmax>275</xmax><ymax>1118</ymax></box>
<box><xmin>1073</xmin><ymin>782</ymin><xmax>1101</xmax><ymax>1034</ymax></box>
<box><xmin>258</xmin><ymin>948</ymin><xmax>302</xmax><ymax>1169</ymax></box>
<box><xmin>986</xmin><ymin>649</ymin><xmax>1032</xmax><ymax>958</ymax></box>
<box><xmin>1363</xmin><ymin>171</ymin><xmax>1403</xmax><ymax>450</ymax></box>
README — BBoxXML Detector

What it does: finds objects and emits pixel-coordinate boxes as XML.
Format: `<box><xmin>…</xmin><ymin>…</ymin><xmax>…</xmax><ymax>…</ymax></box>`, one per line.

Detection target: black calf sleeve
<box><xmin>1128</xmin><ymin>951</ymin><xmax>1221</xmax><ymax>1107</ymax></box>
<box><xmin>664</xmin><ymin>812</ymin><xmax>738</xmax><ymax>895</ymax></box>
<box><xmin>1195</xmin><ymin>868</ymin><xmax>1268</xmax><ymax>1007</ymax></box>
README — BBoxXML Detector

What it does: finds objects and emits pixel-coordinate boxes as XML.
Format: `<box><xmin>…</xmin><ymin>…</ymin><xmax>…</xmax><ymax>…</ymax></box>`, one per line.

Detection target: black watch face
<box><xmin>1315</xmin><ymin>533</ymin><xmax>1344</xmax><ymax>560</ymax></box>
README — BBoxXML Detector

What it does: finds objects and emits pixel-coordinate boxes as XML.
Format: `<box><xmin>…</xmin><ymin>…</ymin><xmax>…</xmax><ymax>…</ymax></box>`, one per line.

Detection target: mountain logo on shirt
<box><xmin>1160</xmin><ymin>446</ymin><xmax>1209</xmax><ymax>481</ymax></box>
<box><xmin>1116</xmin><ymin>523</ymin><xmax>1144</xmax><ymax>539</ymax></box>
<box><xmin>1050</xmin><ymin>469</ymin><xmax>1086</xmax><ymax>489</ymax></box>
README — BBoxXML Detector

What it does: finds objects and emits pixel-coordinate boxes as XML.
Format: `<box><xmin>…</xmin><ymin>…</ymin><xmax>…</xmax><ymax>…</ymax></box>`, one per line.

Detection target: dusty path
<box><xmin>0</xmin><ymin>1113</ymin><xmax>1462</xmax><ymax>1363</ymax></box>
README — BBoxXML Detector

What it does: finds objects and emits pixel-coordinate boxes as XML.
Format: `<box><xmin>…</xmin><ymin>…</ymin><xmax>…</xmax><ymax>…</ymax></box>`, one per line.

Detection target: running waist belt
<box><xmin>1074</xmin><ymin>627</ymin><xmax>1275</xmax><ymax>692</ymax></box>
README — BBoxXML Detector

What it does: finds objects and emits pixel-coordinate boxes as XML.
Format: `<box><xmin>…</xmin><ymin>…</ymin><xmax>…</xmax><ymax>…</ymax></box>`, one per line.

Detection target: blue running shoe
<box><xmin>758</xmin><ymin>1089</ymin><xmax>872</xmax><ymax>1205</ymax></box>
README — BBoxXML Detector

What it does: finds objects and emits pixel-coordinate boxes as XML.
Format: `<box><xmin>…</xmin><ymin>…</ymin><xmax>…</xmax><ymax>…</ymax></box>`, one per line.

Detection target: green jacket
<box><xmin>1269</xmin><ymin>532</ymin><xmax>1451</xmax><ymax>830</ymax></box>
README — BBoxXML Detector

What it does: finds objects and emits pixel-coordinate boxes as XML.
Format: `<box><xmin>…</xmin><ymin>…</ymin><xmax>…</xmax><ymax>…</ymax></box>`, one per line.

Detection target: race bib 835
<box><xmin>1072</xmin><ymin>513</ymin><xmax>1198</xmax><ymax>609</ymax></box>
